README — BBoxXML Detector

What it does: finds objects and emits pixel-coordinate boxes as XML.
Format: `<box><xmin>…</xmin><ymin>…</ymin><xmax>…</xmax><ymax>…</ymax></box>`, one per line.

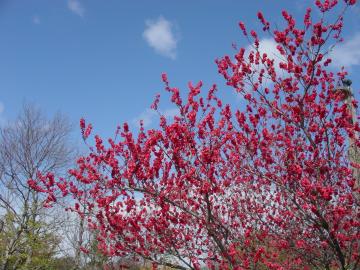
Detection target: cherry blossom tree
<box><xmin>29</xmin><ymin>0</ymin><xmax>359</xmax><ymax>269</ymax></box>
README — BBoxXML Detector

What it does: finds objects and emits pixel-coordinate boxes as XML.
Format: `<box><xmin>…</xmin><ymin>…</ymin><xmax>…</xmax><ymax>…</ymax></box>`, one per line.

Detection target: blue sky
<box><xmin>1</xmin><ymin>0</ymin><xmax>360</xmax><ymax>140</ymax></box>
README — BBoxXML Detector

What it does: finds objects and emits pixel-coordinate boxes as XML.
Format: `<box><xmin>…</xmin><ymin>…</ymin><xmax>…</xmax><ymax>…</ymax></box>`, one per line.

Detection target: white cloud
<box><xmin>246</xmin><ymin>35</ymin><xmax>360</xmax><ymax>72</ymax></box>
<box><xmin>67</xmin><ymin>0</ymin><xmax>85</xmax><ymax>17</ymax></box>
<box><xmin>132</xmin><ymin>108</ymin><xmax>180</xmax><ymax>128</ymax></box>
<box><xmin>143</xmin><ymin>16</ymin><xmax>178</xmax><ymax>60</ymax></box>
<box><xmin>32</xmin><ymin>15</ymin><xmax>40</xmax><ymax>25</ymax></box>
<box><xmin>239</xmin><ymin>38</ymin><xmax>286</xmax><ymax>93</ymax></box>
<box><xmin>330</xmin><ymin>33</ymin><xmax>360</xmax><ymax>69</ymax></box>
<box><xmin>0</xmin><ymin>102</ymin><xmax>5</xmax><ymax>126</ymax></box>
<box><xmin>257</xmin><ymin>38</ymin><xmax>281</xmax><ymax>65</ymax></box>
<box><xmin>246</xmin><ymin>38</ymin><xmax>283</xmax><ymax>74</ymax></box>
<box><xmin>0</xmin><ymin>102</ymin><xmax>4</xmax><ymax>114</ymax></box>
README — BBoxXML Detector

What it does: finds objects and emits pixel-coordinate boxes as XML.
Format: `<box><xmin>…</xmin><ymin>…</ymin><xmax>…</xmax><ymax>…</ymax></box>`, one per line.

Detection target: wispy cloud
<box><xmin>0</xmin><ymin>102</ymin><xmax>4</xmax><ymax>115</ymax></box>
<box><xmin>0</xmin><ymin>102</ymin><xmax>6</xmax><ymax>126</ymax></box>
<box><xmin>161</xmin><ymin>108</ymin><xmax>179</xmax><ymax>119</ymax></box>
<box><xmin>32</xmin><ymin>15</ymin><xmax>40</xmax><ymax>25</ymax></box>
<box><xmin>330</xmin><ymin>33</ymin><xmax>360</xmax><ymax>69</ymax></box>
<box><xmin>132</xmin><ymin>109</ymin><xmax>156</xmax><ymax>128</ymax></box>
<box><xmin>67</xmin><ymin>0</ymin><xmax>85</xmax><ymax>17</ymax></box>
<box><xmin>132</xmin><ymin>108</ymin><xmax>180</xmax><ymax>128</ymax></box>
<box><xmin>143</xmin><ymin>16</ymin><xmax>178</xmax><ymax>60</ymax></box>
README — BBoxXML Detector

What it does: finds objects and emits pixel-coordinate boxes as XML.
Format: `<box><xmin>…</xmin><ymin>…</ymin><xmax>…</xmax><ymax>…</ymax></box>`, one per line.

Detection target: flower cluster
<box><xmin>29</xmin><ymin>1</ymin><xmax>359</xmax><ymax>269</ymax></box>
